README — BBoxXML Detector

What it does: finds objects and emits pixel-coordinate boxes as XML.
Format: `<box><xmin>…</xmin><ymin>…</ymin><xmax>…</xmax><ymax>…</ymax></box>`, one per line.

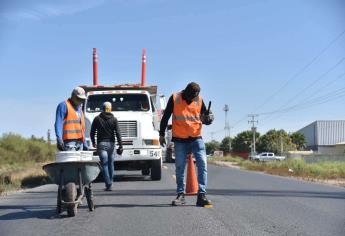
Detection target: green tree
<box><xmin>257</xmin><ymin>129</ymin><xmax>296</xmax><ymax>154</ymax></box>
<box><xmin>220</xmin><ymin>137</ymin><xmax>232</xmax><ymax>155</ymax></box>
<box><xmin>231</xmin><ymin>130</ymin><xmax>260</xmax><ymax>153</ymax></box>
<box><xmin>289</xmin><ymin>132</ymin><xmax>306</xmax><ymax>150</ymax></box>
<box><xmin>205</xmin><ymin>140</ymin><xmax>220</xmax><ymax>155</ymax></box>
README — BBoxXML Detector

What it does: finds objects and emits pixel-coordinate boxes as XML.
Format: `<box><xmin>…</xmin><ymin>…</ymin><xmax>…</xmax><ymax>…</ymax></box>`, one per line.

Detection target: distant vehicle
<box><xmin>250</xmin><ymin>152</ymin><xmax>286</xmax><ymax>162</ymax></box>
<box><xmin>213</xmin><ymin>150</ymin><xmax>224</xmax><ymax>157</ymax></box>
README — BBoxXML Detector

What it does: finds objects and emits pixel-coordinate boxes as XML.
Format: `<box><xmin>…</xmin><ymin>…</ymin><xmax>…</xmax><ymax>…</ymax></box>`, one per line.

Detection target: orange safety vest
<box><xmin>172</xmin><ymin>93</ymin><xmax>202</xmax><ymax>139</ymax></box>
<box><xmin>63</xmin><ymin>100</ymin><xmax>85</xmax><ymax>142</ymax></box>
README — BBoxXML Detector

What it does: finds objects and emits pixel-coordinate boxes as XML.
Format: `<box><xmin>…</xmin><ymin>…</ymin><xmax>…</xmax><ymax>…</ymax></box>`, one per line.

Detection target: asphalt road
<box><xmin>0</xmin><ymin>163</ymin><xmax>345</xmax><ymax>236</ymax></box>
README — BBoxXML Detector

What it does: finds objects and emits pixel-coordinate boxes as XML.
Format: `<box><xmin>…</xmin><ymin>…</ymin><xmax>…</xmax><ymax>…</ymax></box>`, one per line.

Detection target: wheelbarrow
<box><xmin>43</xmin><ymin>161</ymin><xmax>101</xmax><ymax>217</ymax></box>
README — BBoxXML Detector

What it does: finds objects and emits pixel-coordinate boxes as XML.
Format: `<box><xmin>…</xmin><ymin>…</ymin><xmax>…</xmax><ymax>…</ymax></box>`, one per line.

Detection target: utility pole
<box><xmin>280</xmin><ymin>134</ymin><xmax>283</xmax><ymax>155</ymax></box>
<box><xmin>223</xmin><ymin>105</ymin><xmax>231</xmax><ymax>153</ymax></box>
<box><xmin>248</xmin><ymin>114</ymin><xmax>258</xmax><ymax>154</ymax></box>
<box><xmin>47</xmin><ymin>129</ymin><xmax>51</xmax><ymax>145</ymax></box>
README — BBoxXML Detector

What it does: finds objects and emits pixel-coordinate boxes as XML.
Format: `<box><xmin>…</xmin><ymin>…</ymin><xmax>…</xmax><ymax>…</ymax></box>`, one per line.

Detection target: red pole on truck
<box><xmin>93</xmin><ymin>48</ymin><xmax>99</xmax><ymax>86</ymax></box>
<box><xmin>141</xmin><ymin>48</ymin><xmax>146</xmax><ymax>87</ymax></box>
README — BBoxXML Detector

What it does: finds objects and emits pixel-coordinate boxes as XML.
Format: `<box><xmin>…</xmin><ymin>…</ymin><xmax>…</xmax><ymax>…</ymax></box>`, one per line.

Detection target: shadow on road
<box><xmin>0</xmin><ymin>205</ymin><xmax>57</xmax><ymax>221</ymax></box>
<box><xmin>96</xmin><ymin>203</ymin><xmax>172</xmax><ymax>208</ymax></box>
<box><xmin>207</xmin><ymin>189</ymin><xmax>345</xmax><ymax>199</ymax></box>
<box><xmin>94</xmin><ymin>189</ymin><xmax>175</xmax><ymax>196</ymax></box>
<box><xmin>95</xmin><ymin>188</ymin><xmax>345</xmax><ymax>199</ymax></box>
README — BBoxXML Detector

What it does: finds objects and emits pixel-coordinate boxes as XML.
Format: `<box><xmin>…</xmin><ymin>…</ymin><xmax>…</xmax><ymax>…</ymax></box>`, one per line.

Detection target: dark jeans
<box><xmin>97</xmin><ymin>142</ymin><xmax>115</xmax><ymax>188</ymax></box>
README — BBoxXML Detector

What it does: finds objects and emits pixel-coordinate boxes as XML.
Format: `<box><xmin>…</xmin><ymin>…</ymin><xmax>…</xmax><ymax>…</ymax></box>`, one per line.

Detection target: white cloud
<box><xmin>0</xmin><ymin>0</ymin><xmax>107</xmax><ymax>21</ymax></box>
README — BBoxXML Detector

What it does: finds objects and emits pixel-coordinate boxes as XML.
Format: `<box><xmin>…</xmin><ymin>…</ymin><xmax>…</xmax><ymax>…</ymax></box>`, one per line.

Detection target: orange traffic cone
<box><xmin>185</xmin><ymin>154</ymin><xmax>198</xmax><ymax>195</ymax></box>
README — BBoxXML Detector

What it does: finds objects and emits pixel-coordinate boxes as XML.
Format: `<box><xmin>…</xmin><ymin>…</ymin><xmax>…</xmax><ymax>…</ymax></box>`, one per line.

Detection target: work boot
<box><xmin>172</xmin><ymin>193</ymin><xmax>185</xmax><ymax>206</ymax></box>
<box><xmin>196</xmin><ymin>193</ymin><xmax>212</xmax><ymax>207</ymax></box>
<box><xmin>105</xmin><ymin>185</ymin><xmax>112</xmax><ymax>191</ymax></box>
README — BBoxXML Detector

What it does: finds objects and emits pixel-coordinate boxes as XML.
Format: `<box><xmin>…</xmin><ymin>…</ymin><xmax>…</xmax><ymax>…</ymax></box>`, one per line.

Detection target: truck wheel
<box><xmin>151</xmin><ymin>159</ymin><xmax>162</xmax><ymax>181</ymax></box>
<box><xmin>65</xmin><ymin>182</ymin><xmax>77</xmax><ymax>217</ymax></box>
<box><xmin>142</xmin><ymin>168</ymin><xmax>150</xmax><ymax>176</ymax></box>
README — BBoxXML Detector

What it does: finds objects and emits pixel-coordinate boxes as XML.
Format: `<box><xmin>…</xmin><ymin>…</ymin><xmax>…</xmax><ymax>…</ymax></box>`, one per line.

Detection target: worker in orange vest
<box><xmin>160</xmin><ymin>82</ymin><xmax>214</xmax><ymax>207</ymax></box>
<box><xmin>54</xmin><ymin>87</ymin><xmax>88</xmax><ymax>151</ymax></box>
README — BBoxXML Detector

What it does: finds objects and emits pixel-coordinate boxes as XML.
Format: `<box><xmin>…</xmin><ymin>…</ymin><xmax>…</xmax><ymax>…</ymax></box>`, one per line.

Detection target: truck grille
<box><xmin>118</xmin><ymin>120</ymin><xmax>137</xmax><ymax>138</ymax></box>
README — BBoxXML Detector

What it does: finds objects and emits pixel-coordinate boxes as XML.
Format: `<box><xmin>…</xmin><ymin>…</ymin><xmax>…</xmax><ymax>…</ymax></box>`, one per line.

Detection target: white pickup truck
<box><xmin>250</xmin><ymin>152</ymin><xmax>286</xmax><ymax>162</ymax></box>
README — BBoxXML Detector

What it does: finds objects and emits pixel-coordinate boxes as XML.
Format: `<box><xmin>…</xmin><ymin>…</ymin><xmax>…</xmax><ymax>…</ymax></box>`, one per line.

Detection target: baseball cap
<box><xmin>71</xmin><ymin>87</ymin><xmax>87</xmax><ymax>100</ymax></box>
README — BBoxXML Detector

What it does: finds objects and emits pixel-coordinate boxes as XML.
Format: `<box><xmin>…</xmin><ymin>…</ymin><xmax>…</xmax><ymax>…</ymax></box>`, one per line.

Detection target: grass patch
<box><xmin>0</xmin><ymin>164</ymin><xmax>52</xmax><ymax>195</ymax></box>
<box><xmin>0</xmin><ymin>133</ymin><xmax>55</xmax><ymax>195</ymax></box>
<box><xmin>208</xmin><ymin>156</ymin><xmax>345</xmax><ymax>180</ymax></box>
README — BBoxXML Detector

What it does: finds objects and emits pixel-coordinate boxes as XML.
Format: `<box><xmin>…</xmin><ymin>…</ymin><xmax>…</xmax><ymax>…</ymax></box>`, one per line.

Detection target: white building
<box><xmin>297</xmin><ymin>120</ymin><xmax>345</xmax><ymax>154</ymax></box>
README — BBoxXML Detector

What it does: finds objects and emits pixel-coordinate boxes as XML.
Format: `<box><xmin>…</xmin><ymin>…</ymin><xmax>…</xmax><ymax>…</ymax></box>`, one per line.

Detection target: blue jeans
<box><xmin>174</xmin><ymin>139</ymin><xmax>207</xmax><ymax>194</ymax></box>
<box><xmin>97</xmin><ymin>142</ymin><xmax>115</xmax><ymax>188</ymax></box>
<box><xmin>64</xmin><ymin>141</ymin><xmax>83</xmax><ymax>151</ymax></box>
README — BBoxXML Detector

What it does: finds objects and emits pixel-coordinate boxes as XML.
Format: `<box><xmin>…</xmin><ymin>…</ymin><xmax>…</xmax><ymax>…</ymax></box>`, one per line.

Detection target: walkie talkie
<box><xmin>207</xmin><ymin>101</ymin><xmax>212</xmax><ymax>113</ymax></box>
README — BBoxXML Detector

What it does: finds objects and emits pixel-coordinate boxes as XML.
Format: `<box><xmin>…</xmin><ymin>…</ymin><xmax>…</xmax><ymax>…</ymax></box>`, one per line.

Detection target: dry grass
<box><xmin>0</xmin><ymin>163</ymin><xmax>52</xmax><ymax>195</ymax></box>
<box><xmin>208</xmin><ymin>156</ymin><xmax>345</xmax><ymax>180</ymax></box>
<box><xmin>0</xmin><ymin>133</ymin><xmax>55</xmax><ymax>195</ymax></box>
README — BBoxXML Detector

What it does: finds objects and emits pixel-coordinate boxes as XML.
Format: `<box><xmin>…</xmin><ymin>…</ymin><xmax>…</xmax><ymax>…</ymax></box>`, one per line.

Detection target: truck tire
<box><xmin>65</xmin><ymin>182</ymin><xmax>77</xmax><ymax>217</ymax></box>
<box><xmin>150</xmin><ymin>159</ymin><xmax>162</xmax><ymax>181</ymax></box>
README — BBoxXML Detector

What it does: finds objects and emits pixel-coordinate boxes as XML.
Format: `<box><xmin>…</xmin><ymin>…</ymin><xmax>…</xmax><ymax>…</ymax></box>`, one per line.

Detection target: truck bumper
<box><xmin>92</xmin><ymin>148</ymin><xmax>162</xmax><ymax>162</ymax></box>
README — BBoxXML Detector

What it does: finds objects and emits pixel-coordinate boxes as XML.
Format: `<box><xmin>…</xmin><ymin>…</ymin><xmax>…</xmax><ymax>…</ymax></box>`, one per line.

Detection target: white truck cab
<box><xmin>82</xmin><ymin>85</ymin><xmax>162</xmax><ymax>180</ymax></box>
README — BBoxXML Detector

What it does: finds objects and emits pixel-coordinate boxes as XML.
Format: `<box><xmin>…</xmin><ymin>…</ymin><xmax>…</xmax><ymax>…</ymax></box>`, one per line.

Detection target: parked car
<box><xmin>250</xmin><ymin>152</ymin><xmax>286</xmax><ymax>162</ymax></box>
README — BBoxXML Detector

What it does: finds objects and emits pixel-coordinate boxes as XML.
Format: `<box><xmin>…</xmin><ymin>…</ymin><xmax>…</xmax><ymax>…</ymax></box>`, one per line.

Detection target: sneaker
<box><xmin>196</xmin><ymin>193</ymin><xmax>212</xmax><ymax>207</ymax></box>
<box><xmin>172</xmin><ymin>193</ymin><xmax>186</xmax><ymax>206</ymax></box>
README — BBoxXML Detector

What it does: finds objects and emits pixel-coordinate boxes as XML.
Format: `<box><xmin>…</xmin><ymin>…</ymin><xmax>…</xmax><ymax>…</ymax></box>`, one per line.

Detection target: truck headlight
<box><xmin>143</xmin><ymin>139</ymin><xmax>160</xmax><ymax>146</ymax></box>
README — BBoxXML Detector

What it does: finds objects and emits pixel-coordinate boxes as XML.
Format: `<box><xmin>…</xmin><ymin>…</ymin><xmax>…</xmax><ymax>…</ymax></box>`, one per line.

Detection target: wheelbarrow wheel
<box><xmin>65</xmin><ymin>182</ymin><xmax>77</xmax><ymax>217</ymax></box>
<box><xmin>85</xmin><ymin>186</ymin><xmax>95</xmax><ymax>211</ymax></box>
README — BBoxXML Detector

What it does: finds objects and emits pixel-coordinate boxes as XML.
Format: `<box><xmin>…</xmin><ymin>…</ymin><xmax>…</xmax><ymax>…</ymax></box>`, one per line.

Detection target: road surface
<box><xmin>0</xmin><ymin>163</ymin><xmax>344</xmax><ymax>236</ymax></box>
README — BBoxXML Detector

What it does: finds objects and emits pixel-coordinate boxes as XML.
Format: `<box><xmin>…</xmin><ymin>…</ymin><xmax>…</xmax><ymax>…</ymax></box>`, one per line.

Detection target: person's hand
<box><xmin>159</xmin><ymin>136</ymin><xmax>166</xmax><ymax>147</ymax></box>
<box><xmin>57</xmin><ymin>140</ymin><xmax>64</xmax><ymax>151</ymax></box>
<box><xmin>117</xmin><ymin>146</ymin><xmax>123</xmax><ymax>155</ymax></box>
<box><xmin>201</xmin><ymin>111</ymin><xmax>214</xmax><ymax>125</ymax></box>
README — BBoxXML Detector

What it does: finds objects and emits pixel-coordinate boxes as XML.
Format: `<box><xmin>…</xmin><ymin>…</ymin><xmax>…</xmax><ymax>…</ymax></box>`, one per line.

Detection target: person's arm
<box><xmin>159</xmin><ymin>95</ymin><xmax>174</xmax><ymax>137</ymax></box>
<box><xmin>54</xmin><ymin>102</ymin><xmax>67</xmax><ymax>143</ymax></box>
<box><xmin>90</xmin><ymin>117</ymin><xmax>97</xmax><ymax>147</ymax></box>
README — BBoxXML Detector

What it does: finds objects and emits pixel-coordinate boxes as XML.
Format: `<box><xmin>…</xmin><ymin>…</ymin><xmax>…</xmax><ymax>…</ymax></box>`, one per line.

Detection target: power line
<box><xmin>258</xmin><ymin>58</ymin><xmax>345</xmax><ymax>118</ymax></box>
<box><xmin>253</xmin><ymin>29</ymin><xmax>345</xmax><ymax>112</ymax></box>
<box><xmin>260</xmin><ymin>86</ymin><xmax>345</xmax><ymax>116</ymax></box>
<box><xmin>228</xmin><ymin>29</ymin><xmax>345</xmax><ymax>131</ymax></box>
<box><xmin>260</xmin><ymin>87</ymin><xmax>345</xmax><ymax>124</ymax></box>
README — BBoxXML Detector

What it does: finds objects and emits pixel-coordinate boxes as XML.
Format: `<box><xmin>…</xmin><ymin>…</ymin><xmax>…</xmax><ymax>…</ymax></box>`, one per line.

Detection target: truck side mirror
<box><xmin>159</xmin><ymin>95</ymin><xmax>167</xmax><ymax>111</ymax></box>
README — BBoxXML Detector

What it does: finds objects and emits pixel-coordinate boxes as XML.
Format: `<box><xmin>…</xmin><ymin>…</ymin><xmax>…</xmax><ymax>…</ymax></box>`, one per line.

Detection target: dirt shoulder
<box><xmin>210</xmin><ymin>161</ymin><xmax>345</xmax><ymax>188</ymax></box>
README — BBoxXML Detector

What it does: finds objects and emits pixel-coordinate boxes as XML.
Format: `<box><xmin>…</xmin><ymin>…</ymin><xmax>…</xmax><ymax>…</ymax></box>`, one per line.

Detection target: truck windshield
<box><xmin>86</xmin><ymin>94</ymin><xmax>150</xmax><ymax>112</ymax></box>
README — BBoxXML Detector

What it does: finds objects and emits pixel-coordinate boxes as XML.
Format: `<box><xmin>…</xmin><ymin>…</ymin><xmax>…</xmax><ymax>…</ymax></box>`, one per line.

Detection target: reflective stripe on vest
<box><xmin>63</xmin><ymin>100</ymin><xmax>85</xmax><ymax>141</ymax></box>
<box><xmin>172</xmin><ymin>93</ymin><xmax>202</xmax><ymax>139</ymax></box>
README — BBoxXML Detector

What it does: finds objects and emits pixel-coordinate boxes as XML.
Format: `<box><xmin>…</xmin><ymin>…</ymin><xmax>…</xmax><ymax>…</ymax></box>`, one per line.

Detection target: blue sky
<box><xmin>0</xmin><ymin>0</ymin><xmax>344</xmax><ymax>142</ymax></box>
